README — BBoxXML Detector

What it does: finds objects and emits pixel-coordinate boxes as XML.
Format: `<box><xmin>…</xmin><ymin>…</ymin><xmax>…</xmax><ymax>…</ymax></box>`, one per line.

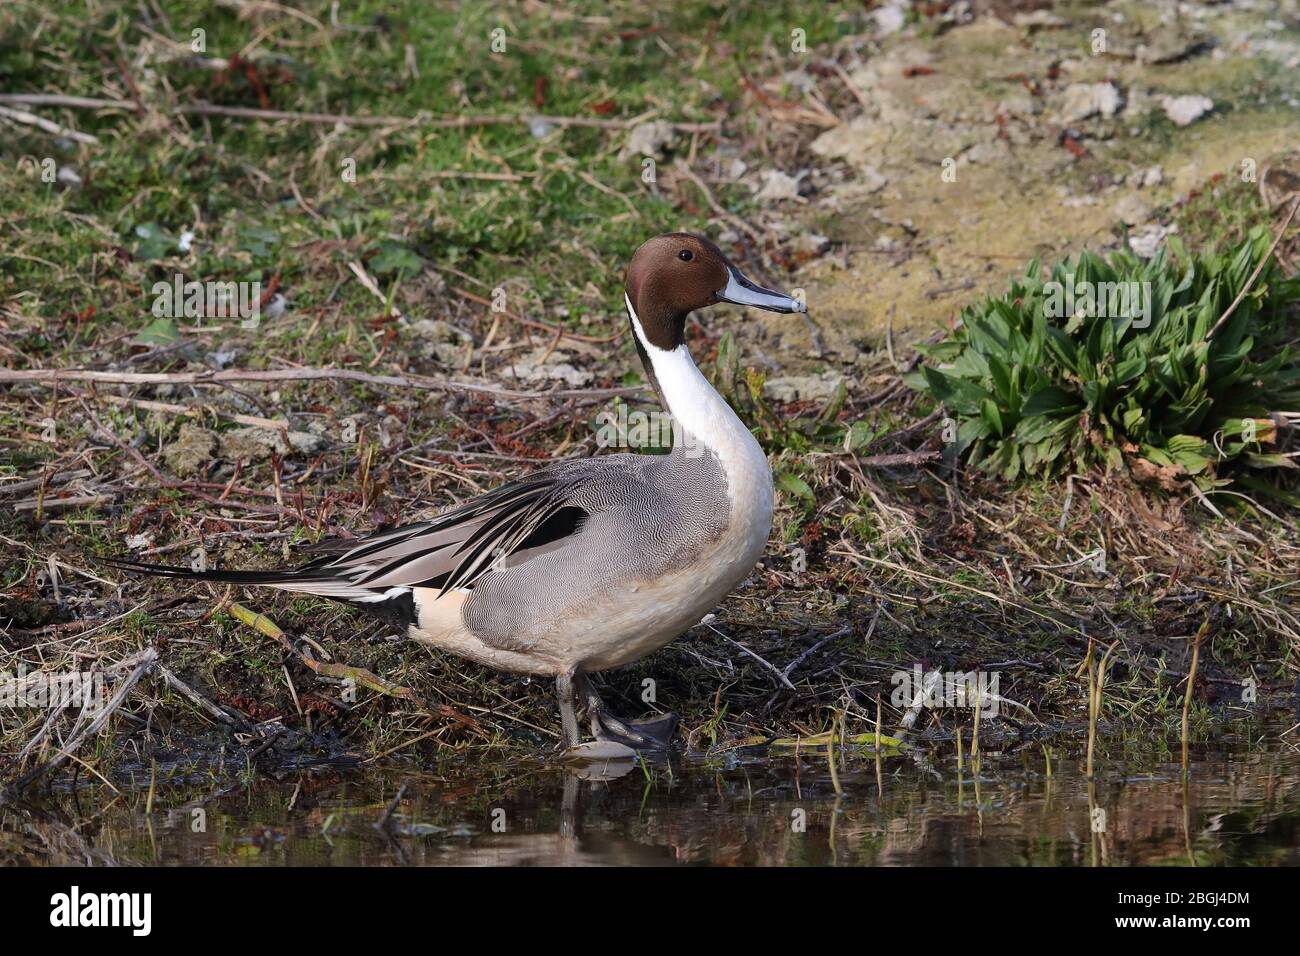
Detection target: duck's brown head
<box><xmin>624</xmin><ymin>233</ymin><xmax>805</xmax><ymax>352</ymax></box>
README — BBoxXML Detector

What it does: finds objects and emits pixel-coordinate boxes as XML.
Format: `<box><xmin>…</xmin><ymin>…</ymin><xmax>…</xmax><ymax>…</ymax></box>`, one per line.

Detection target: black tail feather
<box><xmin>102</xmin><ymin>556</ymin><xmax>324</xmax><ymax>586</ymax></box>
<box><xmin>103</xmin><ymin>556</ymin><xmax>421</xmax><ymax>627</ymax></box>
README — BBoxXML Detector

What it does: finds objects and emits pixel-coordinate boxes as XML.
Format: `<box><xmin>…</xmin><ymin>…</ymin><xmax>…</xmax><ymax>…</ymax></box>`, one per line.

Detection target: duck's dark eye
<box><xmin>678</xmin><ymin>249</ymin><xmax>694</xmax><ymax>262</ymax></box>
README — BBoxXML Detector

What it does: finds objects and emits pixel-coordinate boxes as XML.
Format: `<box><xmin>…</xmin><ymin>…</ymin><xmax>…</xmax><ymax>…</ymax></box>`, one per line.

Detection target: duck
<box><xmin>107</xmin><ymin>233</ymin><xmax>806</xmax><ymax>757</ymax></box>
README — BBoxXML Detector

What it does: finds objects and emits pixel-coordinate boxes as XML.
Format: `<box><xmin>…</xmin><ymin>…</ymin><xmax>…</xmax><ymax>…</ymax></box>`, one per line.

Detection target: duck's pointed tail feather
<box><xmin>103</xmin><ymin>556</ymin><xmax>423</xmax><ymax>628</ymax></box>
<box><xmin>101</xmin><ymin>556</ymin><xmax>394</xmax><ymax>602</ymax></box>
<box><xmin>102</xmin><ymin>556</ymin><xmax>319</xmax><ymax>586</ymax></box>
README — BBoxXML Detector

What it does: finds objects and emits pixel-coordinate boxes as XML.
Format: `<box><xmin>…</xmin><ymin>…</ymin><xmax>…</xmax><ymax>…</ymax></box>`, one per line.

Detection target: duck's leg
<box><xmin>555</xmin><ymin>670</ymin><xmax>581</xmax><ymax>750</ymax></box>
<box><xmin>558</xmin><ymin>670</ymin><xmax>637</xmax><ymax>764</ymax></box>
<box><xmin>578</xmin><ymin>674</ymin><xmax>678</xmax><ymax>751</ymax></box>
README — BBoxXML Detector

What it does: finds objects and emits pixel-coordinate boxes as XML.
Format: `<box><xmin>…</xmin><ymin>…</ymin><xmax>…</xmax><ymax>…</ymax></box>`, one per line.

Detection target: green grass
<box><xmin>0</xmin><ymin>0</ymin><xmax>858</xmax><ymax>354</ymax></box>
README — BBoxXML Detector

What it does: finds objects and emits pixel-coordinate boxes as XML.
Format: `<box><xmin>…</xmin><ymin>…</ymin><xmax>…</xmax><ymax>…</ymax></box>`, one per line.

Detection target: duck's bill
<box><xmin>717</xmin><ymin>266</ymin><xmax>806</xmax><ymax>313</ymax></box>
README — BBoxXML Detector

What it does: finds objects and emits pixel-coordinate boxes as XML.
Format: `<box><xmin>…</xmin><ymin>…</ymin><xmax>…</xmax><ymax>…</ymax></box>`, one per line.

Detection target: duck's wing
<box><xmin>104</xmin><ymin>463</ymin><xmax>593</xmax><ymax>605</ymax></box>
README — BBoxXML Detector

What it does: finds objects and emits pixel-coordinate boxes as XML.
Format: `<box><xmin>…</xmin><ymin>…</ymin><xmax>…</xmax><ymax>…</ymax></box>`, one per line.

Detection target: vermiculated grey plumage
<box><xmin>104</xmin><ymin>444</ymin><xmax>730</xmax><ymax>645</ymax></box>
<box><xmin>462</xmin><ymin>446</ymin><xmax>729</xmax><ymax>648</ymax></box>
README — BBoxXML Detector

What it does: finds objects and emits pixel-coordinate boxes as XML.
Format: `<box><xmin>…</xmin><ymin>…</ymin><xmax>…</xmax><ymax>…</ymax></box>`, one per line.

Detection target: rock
<box><xmin>1127</xmin><ymin>223</ymin><xmax>1174</xmax><ymax>259</ymax></box>
<box><xmin>218</xmin><ymin>427</ymin><xmax>276</xmax><ymax>462</ymax></box>
<box><xmin>162</xmin><ymin>423</ymin><xmax>218</xmax><ymax>476</ymax></box>
<box><xmin>1161</xmin><ymin>95</ymin><xmax>1213</xmax><ymax>127</ymax></box>
<box><xmin>508</xmin><ymin>349</ymin><xmax>592</xmax><ymax>387</ymax></box>
<box><xmin>1058</xmin><ymin>82</ymin><xmax>1122</xmax><ymax>123</ymax></box>
<box><xmin>376</xmin><ymin>414</ymin><xmax>404</xmax><ymax>450</ymax></box>
<box><xmin>810</xmin><ymin>115</ymin><xmax>883</xmax><ymax>170</ymax></box>
<box><xmin>764</xmin><ymin>373</ymin><xmax>845</xmax><ymax>403</ymax></box>
<box><xmin>55</xmin><ymin>167</ymin><xmax>82</xmax><ymax>190</ymax></box>
<box><xmin>205</xmin><ymin>349</ymin><xmax>237</xmax><ymax>369</ymax></box>
<box><xmin>216</xmin><ymin>426</ymin><xmax>325</xmax><ymax>460</ymax></box>
<box><xmin>287</xmin><ymin>430</ymin><xmax>328</xmax><ymax>455</ymax></box>
<box><xmin>995</xmin><ymin>91</ymin><xmax>1040</xmax><ymax>119</ymax></box>
<box><xmin>791</xmin><ymin>233</ymin><xmax>830</xmax><ymax>256</ymax></box>
<box><xmin>1112</xmin><ymin>193</ymin><xmax>1153</xmax><ymax>226</ymax></box>
<box><xmin>963</xmin><ymin>139</ymin><xmax>1011</xmax><ymax>165</ymax></box>
<box><xmin>409</xmin><ymin>318</ymin><xmax>465</xmax><ymax>341</ymax></box>
<box><xmin>780</xmin><ymin>68</ymin><xmax>818</xmax><ymax>95</ymax></box>
<box><xmin>754</xmin><ymin>169</ymin><xmax>804</xmax><ymax>203</ymax></box>
<box><xmin>1013</xmin><ymin>10</ymin><xmax>1068</xmax><ymax>29</ymax></box>
<box><xmin>408</xmin><ymin>318</ymin><xmax>470</xmax><ymax>365</ymax></box>
<box><xmin>124</xmin><ymin>532</ymin><xmax>154</xmax><ymax>550</ymax></box>
<box><xmin>1126</xmin><ymin>165</ymin><xmax>1163</xmax><ymax>189</ymax></box>
<box><xmin>263</xmin><ymin>293</ymin><xmax>288</xmax><ymax>320</ymax></box>
<box><xmin>873</xmin><ymin>1</ymin><xmax>907</xmax><ymax>35</ymax></box>
<box><xmin>619</xmin><ymin>120</ymin><xmax>677</xmax><ymax>160</ymax></box>
<box><xmin>857</xmin><ymin>165</ymin><xmax>889</xmax><ymax>193</ymax></box>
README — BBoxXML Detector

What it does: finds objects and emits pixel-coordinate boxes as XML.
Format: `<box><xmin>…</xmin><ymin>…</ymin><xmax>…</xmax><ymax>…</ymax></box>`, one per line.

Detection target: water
<box><xmin>5</xmin><ymin>725</ymin><xmax>1299</xmax><ymax>866</ymax></box>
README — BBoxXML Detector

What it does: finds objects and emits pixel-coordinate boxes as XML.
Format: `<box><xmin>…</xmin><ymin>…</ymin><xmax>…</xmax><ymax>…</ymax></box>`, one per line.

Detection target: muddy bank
<box><xmin>761</xmin><ymin>2</ymin><xmax>1300</xmax><ymax>356</ymax></box>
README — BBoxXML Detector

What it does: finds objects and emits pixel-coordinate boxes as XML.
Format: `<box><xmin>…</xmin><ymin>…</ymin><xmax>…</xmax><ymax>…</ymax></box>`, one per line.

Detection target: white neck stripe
<box><xmin>625</xmin><ymin>294</ymin><xmax>760</xmax><ymax>463</ymax></box>
<box><xmin>623</xmin><ymin>293</ymin><xmax>774</xmax><ymax>564</ymax></box>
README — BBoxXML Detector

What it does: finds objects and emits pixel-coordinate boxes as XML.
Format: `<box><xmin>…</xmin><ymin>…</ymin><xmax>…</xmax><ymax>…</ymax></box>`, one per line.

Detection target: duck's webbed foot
<box><xmin>554</xmin><ymin>671</ymin><xmax>637</xmax><ymax>766</ymax></box>
<box><xmin>579</xmin><ymin>675</ymin><xmax>678</xmax><ymax>752</ymax></box>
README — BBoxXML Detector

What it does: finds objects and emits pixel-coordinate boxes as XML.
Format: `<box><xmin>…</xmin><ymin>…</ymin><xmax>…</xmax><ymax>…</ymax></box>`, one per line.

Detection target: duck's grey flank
<box><xmin>462</xmin><ymin>446</ymin><xmax>729</xmax><ymax>655</ymax></box>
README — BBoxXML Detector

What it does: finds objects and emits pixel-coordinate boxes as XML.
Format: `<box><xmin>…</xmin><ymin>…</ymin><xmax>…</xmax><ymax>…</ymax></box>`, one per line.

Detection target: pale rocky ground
<box><xmin>747</xmin><ymin>0</ymin><xmax>1300</xmax><ymax>366</ymax></box>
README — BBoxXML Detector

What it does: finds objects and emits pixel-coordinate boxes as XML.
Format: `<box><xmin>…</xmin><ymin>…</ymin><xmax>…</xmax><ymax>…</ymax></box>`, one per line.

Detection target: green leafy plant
<box><xmin>906</xmin><ymin>228</ymin><xmax>1300</xmax><ymax>493</ymax></box>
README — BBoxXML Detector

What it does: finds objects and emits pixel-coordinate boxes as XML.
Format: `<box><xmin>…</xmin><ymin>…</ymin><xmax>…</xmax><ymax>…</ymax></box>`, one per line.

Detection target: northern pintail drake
<box><xmin>108</xmin><ymin>234</ymin><xmax>806</xmax><ymax>757</ymax></box>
